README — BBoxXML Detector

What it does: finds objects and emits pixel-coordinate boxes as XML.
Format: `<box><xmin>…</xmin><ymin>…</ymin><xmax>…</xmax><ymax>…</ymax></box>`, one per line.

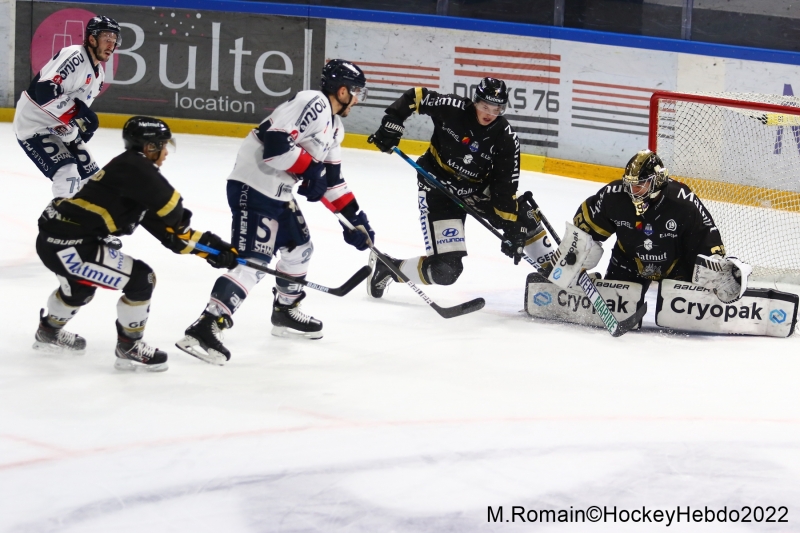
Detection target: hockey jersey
<box><xmin>228</xmin><ymin>90</ymin><xmax>357</xmax><ymax>214</ymax></box>
<box><xmin>574</xmin><ymin>179</ymin><xmax>725</xmax><ymax>281</ymax></box>
<box><xmin>385</xmin><ymin>88</ymin><xmax>521</xmax><ymax>226</ymax></box>
<box><xmin>14</xmin><ymin>45</ymin><xmax>104</xmax><ymax>142</ymax></box>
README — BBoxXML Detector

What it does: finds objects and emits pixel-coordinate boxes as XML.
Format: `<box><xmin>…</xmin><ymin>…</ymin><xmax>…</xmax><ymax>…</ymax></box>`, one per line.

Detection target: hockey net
<box><xmin>650</xmin><ymin>91</ymin><xmax>800</xmax><ymax>283</ymax></box>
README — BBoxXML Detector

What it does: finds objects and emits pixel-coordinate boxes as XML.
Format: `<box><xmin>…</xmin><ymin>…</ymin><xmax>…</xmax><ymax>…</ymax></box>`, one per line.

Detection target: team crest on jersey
<box><xmin>53</xmin><ymin>74</ymin><xmax>63</xmax><ymax>85</ymax></box>
<box><xmin>469</xmin><ymin>140</ymin><xmax>479</xmax><ymax>152</ymax></box>
<box><xmin>644</xmin><ymin>239</ymin><xmax>653</xmax><ymax>251</ymax></box>
<box><xmin>666</xmin><ymin>219</ymin><xmax>677</xmax><ymax>231</ymax></box>
<box><xmin>644</xmin><ymin>223</ymin><xmax>653</xmax><ymax>236</ymax></box>
<box><xmin>85</xmin><ymin>74</ymin><xmax>92</xmax><ymax>84</ymax></box>
<box><xmin>463</xmin><ymin>154</ymin><xmax>473</xmax><ymax>164</ymax></box>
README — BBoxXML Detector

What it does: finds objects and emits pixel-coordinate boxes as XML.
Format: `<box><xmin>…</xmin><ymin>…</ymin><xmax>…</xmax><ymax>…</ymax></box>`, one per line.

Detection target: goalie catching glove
<box><xmin>547</xmin><ymin>222</ymin><xmax>603</xmax><ymax>289</ymax></box>
<box><xmin>693</xmin><ymin>254</ymin><xmax>752</xmax><ymax>304</ymax></box>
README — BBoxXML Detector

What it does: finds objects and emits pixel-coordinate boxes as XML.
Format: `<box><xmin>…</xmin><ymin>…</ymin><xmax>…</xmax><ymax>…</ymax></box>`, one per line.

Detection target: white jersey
<box><xmin>228</xmin><ymin>90</ymin><xmax>353</xmax><ymax>206</ymax></box>
<box><xmin>13</xmin><ymin>45</ymin><xmax>105</xmax><ymax>142</ymax></box>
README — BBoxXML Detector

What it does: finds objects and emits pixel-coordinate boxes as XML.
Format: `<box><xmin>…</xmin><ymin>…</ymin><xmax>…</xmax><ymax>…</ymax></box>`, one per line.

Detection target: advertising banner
<box><xmin>14</xmin><ymin>1</ymin><xmax>326</xmax><ymax>123</ymax></box>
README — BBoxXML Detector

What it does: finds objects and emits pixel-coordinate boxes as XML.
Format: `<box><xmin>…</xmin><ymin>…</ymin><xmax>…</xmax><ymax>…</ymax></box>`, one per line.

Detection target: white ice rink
<box><xmin>2</xmin><ymin>123</ymin><xmax>799</xmax><ymax>532</ymax></box>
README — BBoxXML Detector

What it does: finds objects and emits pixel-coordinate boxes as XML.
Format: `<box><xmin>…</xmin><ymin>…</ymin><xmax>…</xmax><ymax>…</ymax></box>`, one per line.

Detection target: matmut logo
<box><xmin>56</xmin><ymin>247</ymin><xmax>128</xmax><ymax>289</ymax></box>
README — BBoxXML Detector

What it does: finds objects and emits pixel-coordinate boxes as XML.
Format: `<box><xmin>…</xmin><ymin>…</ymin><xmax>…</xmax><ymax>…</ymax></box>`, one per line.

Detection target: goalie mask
<box><xmin>622</xmin><ymin>150</ymin><xmax>669</xmax><ymax>215</ymax></box>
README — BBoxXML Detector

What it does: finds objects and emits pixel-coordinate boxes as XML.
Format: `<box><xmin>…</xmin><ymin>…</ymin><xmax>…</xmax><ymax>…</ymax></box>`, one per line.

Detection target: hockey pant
<box><xmin>18</xmin><ymin>134</ymin><xmax>99</xmax><ymax>198</ymax></box>
<box><xmin>35</xmin><ymin>233</ymin><xmax>155</xmax><ymax>337</ymax></box>
<box><xmin>204</xmin><ymin>181</ymin><xmax>314</xmax><ymax>317</ymax></box>
<box><xmin>397</xmin><ymin>181</ymin><xmax>554</xmax><ymax>286</ymax></box>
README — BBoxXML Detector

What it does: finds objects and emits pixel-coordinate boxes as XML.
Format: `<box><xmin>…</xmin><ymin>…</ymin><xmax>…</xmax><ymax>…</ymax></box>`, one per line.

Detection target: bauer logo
<box><xmin>770</xmin><ymin>309</ymin><xmax>787</xmax><ymax>324</ymax></box>
<box><xmin>533</xmin><ymin>292</ymin><xmax>552</xmax><ymax>306</ymax></box>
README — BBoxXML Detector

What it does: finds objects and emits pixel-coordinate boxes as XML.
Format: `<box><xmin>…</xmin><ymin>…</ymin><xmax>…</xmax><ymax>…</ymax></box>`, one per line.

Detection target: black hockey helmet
<box><xmin>473</xmin><ymin>77</ymin><xmax>508</xmax><ymax>115</ymax></box>
<box><xmin>123</xmin><ymin>116</ymin><xmax>174</xmax><ymax>153</ymax></box>
<box><xmin>85</xmin><ymin>15</ymin><xmax>121</xmax><ymax>48</ymax></box>
<box><xmin>320</xmin><ymin>59</ymin><xmax>368</xmax><ymax>102</ymax></box>
<box><xmin>622</xmin><ymin>149</ymin><xmax>669</xmax><ymax>215</ymax></box>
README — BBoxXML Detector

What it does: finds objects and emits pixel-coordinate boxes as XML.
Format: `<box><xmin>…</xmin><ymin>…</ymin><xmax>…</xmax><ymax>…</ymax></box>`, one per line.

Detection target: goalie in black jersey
<box><xmin>33</xmin><ymin>116</ymin><xmax>238</xmax><ymax>372</ymax></box>
<box><xmin>546</xmin><ymin>149</ymin><xmax>751</xmax><ymax>304</ymax></box>
<box><xmin>366</xmin><ymin>77</ymin><xmax>554</xmax><ymax>297</ymax></box>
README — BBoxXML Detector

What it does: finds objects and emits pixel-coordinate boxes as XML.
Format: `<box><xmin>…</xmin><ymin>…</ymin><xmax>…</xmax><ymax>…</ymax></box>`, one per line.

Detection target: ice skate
<box><xmin>176</xmin><ymin>312</ymin><xmax>233</xmax><ymax>365</ymax></box>
<box><xmin>32</xmin><ymin>309</ymin><xmax>87</xmax><ymax>355</ymax></box>
<box><xmin>271</xmin><ymin>289</ymin><xmax>323</xmax><ymax>339</ymax></box>
<box><xmin>366</xmin><ymin>251</ymin><xmax>400</xmax><ymax>299</ymax></box>
<box><xmin>114</xmin><ymin>322</ymin><xmax>168</xmax><ymax>372</ymax></box>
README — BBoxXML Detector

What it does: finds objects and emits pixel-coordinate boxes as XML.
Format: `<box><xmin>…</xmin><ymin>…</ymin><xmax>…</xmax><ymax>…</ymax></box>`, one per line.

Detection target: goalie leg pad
<box><xmin>523</xmin><ymin>226</ymin><xmax>555</xmax><ymax>266</ymax></box>
<box><xmin>548</xmin><ymin>222</ymin><xmax>603</xmax><ymax>289</ymax></box>
<box><xmin>656</xmin><ymin>279</ymin><xmax>797</xmax><ymax>337</ymax></box>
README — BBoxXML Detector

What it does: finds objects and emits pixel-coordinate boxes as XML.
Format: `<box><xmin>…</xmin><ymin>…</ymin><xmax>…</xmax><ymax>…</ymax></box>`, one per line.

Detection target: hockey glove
<box><xmin>501</xmin><ymin>227</ymin><xmax>527</xmax><ymax>265</ymax></box>
<box><xmin>296</xmin><ymin>161</ymin><xmax>327</xmax><ymax>202</ymax></box>
<box><xmin>369</xmin><ymin>115</ymin><xmax>404</xmax><ymax>153</ymax></box>
<box><xmin>199</xmin><ymin>232</ymin><xmax>240</xmax><ymax>270</ymax></box>
<box><xmin>693</xmin><ymin>254</ymin><xmax>752</xmax><ymax>304</ymax></box>
<box><xmin>71</xmin><ymin>99</ymin><xmax>99</xmax><ymax>143</ymax></box>
<box><xmin>340</xmin><ymin>211</ymin><xmax>375</xmax><ymax>251</ymax></box>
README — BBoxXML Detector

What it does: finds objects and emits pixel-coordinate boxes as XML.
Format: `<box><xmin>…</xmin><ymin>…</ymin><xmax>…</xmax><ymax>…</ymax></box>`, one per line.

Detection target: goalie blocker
<box><xmin>525</xmin><ymin>275</ymin><xmax>798</xmax><ymax>337</ymax></box>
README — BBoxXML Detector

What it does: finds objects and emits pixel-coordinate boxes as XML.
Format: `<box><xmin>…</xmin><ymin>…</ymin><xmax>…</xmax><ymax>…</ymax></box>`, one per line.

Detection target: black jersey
<box><xmin>573</xmin><ymin>179</ymin><xmax>725</xmax><ymax>281</ymax></box>
<box><xmin>38</xmin><ymin>149</ymin><xmax>188</xmax><ymax>245</ymax></box>
<box><xmin>386</xmin><ymin>88</ymin><xmax>521</xmax><ymax>225</ymax></box>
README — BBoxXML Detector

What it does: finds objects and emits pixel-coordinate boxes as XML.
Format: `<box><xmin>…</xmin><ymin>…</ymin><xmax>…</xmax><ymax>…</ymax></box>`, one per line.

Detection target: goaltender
<box><xmin>546</xmin><ymin>149</ymin><xmax>750</xmax><ymax>304</ymax></box>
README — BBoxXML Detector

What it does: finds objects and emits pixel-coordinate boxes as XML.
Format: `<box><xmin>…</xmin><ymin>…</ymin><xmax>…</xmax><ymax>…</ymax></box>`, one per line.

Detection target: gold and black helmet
<box><xmin>622</xmin><ymin>149</ymin><xmax>669</xmax><ymax>215</ymax></box>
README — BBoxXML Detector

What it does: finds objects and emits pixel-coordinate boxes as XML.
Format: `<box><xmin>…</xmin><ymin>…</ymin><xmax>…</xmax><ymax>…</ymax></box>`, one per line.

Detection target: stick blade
<box><xmin>432</xmin><ymin>297</ymin><xmax>486</xmax><ymax>319</ymax></box>
<box><xmin>329</xmin><ymin>265</ymin><xmax>373</xmax><ymax>296</ymax></box>
<box><xmin>611</xmin><ymin>302</ymin><xmax>648</xmax><ymax>337</ymax></box>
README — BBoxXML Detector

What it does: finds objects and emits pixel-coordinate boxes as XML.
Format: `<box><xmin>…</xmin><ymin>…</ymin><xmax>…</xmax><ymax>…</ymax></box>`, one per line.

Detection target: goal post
<box><xmin>649</xmin><ymin>91</ymin><xmax>800</xmax><ymax>283</ymax></box>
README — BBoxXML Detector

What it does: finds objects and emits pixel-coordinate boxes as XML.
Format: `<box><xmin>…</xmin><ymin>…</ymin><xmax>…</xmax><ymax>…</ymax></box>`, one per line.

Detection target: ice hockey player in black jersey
<box><xmin>547</xmin><ymin>149</ymin><xmax>750</xmax><ymax>304</ymax></box>
<box><xmin>175</xmin><ymin>59</ymin><xmax>375</xmax><ymax>366</ymax></box>
<box><xmin>366</xmin><ymin>77</ymin><xmax>554</xmax><ymax>298</ymax></box>
<box><xmin>33</xmin><ymin>116</ymin><xmax>238</xmax><ymax>372</ymax></box>
<box><xmin>15</xmin><ymin>16</ymin><xmax>120</xmax><ymax>198</ymax></box>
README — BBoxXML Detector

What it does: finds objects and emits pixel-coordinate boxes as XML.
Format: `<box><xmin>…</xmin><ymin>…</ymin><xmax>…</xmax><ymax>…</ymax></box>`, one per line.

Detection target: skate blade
<box><xmin>271</xmin><ymin>326</ymin><xmax>323</xmax><ymax>340</ymax></box>
<box><xmin>32</xmin><ymin>341</ymin><xmax>86</xmax><ymax>356</ymax></box>
<box><xmin>114</xmin><ymin>358</ymin><xmax>169</xmax><ymax>372</ymax></box>
<box><xmin>175</xmin><ymin>337</ymin><xmax>228</xmax><ymax>366</ymax></box>
<box><xmin>366</xmin><ymin>251</ymin><xmax>385</xmax><ymax>299</ymax></box>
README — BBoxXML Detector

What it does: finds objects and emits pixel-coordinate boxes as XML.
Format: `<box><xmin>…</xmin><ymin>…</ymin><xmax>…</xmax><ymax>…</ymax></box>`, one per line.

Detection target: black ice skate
<box><xmin>175</xmin><ymin>312</ymin><xmax>233</xmax><ymax>365</ymax></box>
<box><xmin>114</xmin><ymin>322</ymin><xmax>168</xmax><ymax>372</ymax></box>
<box><xmin>32</xmin><ymin>309</ymin><xmax>87</xmax><ymax>355</ymax></box>
<box><xmin>366</xmin><ymin>251</ymin><xmax>400</xmax><ymax>299</ymax></box>
<box><xmin>271</xmin><ymin>288</ymin><xmax>323</xmax><ymax>339</ymax></box>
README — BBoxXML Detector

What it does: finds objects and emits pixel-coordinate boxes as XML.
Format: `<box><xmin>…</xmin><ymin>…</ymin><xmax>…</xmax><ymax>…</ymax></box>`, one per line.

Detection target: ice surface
<box><xmin>1</xmin><ymin>124</ymin><xmax>799</xmax><ymax>532</ymax></box>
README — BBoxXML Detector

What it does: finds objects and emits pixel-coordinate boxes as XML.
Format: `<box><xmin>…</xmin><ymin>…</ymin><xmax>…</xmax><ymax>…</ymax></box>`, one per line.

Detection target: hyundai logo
<box><xmin>770</xmin><ymin>309</ymin><xmax>787</xmax><ymax>324</ymax></box>
<box><xmin>533</xmin><ymin>292</ymin><xmax>552</xmax><ymax>306</ymax></box>
<box><xmin>442</xmin><ymin>228</ymin><xmax>459</xmax><ymax>237</ymax></box>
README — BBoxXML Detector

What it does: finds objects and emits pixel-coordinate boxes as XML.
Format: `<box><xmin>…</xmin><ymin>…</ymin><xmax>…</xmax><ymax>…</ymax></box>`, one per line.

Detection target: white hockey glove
<box><xmin>693</xmin><ymin>254</ymin><xmax>752</xmax><ymax>304</ymax></box>
<box><xmin>547</xmin><ymin>222</ymin><xmax>603</xmax><ymax>289</ymax></box>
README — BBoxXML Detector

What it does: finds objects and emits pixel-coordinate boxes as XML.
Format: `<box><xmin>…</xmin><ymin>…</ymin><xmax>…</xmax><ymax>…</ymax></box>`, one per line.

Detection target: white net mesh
<box><xmin>653</xmin><ymin>92</ymin><xmax>800</xmax><ymax>282</ymax></box>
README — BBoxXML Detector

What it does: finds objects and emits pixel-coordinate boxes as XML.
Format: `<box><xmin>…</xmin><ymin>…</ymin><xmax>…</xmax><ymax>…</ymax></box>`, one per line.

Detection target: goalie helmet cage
<box><xmin>649</xmin><ymin>91</ymin><xmax>800</xmax><ymax>284</ymax></box>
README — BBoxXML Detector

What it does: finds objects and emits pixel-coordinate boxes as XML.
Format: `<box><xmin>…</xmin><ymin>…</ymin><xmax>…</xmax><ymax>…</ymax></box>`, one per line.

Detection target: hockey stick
<box><xmin>335</xmin><ymin>212</ymin><xmax>485</xmax><ymax>319</ymax></box>
<box><xmin>391</xmin><ymin>146</ymin><xmax>645</xmax><ymax>336</ymax></box>
<box><xmin>192</xmin><ymin>242</ymin><xmax>370</xmax><ymax>297</ymax></box>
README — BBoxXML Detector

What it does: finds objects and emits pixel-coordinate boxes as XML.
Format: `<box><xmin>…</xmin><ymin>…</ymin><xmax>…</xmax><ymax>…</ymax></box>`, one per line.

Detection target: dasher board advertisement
<box><xmin>14</xmin><ymin>1</ymin><xmax>326</xmax><ymax>123</ymax></box>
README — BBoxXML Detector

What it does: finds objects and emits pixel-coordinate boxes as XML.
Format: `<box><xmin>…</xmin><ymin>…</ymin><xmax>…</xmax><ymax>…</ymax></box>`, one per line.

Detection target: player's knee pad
<box><xmin>523</xmin><ymin>226</ymin><xmax>556</xmax><ymax>266</ymax></box>
<box><xmin>207</xmin><ymin>264</ymin><xmax>265</xmax><ymax>315</ymax></box>
<box><xmin>422</xmin><ymin>252</ymin><xmax>466</xmax><ymax>286</ymax></box>
<box><xmin>55</xmin><ymin>275</ymin><xmax>96</xmax><ymax>306</ymax></box>
<box><xmin>121</xmin><ymin>259</ymin><xmax>156</xmax><ymax>302</ymax></box>
<box><xmin>116</xmin><ymin>296</ymin><xmax>151</xmax><ymax>336</ymax></box>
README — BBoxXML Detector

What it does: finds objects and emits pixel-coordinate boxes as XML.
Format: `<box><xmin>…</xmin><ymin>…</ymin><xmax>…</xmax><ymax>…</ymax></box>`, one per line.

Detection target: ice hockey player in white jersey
<box><xmin>176</xmin><ymin>59</ymin><xmax>376</xmax><ymax>365</ymax></box>
<box><xmin>14</xmin><ymin>15</ymin><xmax>119</xmax><ymax>198</ymax></box>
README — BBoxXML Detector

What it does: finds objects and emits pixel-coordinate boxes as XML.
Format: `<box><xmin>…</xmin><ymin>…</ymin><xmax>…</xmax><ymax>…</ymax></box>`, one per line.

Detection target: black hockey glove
<box><xmin>198</xmin><ymin>232</ymin><xmax>240</xmax><ymax>270</ymax></box>
<box><xmin>296</xmin><ymin>161</ymin><xmax>327</xmax><ymax>202</ymax></box>
<box><xmin>501</xmin><ymin>227</ymin><xmax>527</xmax><ymax>265</ymax></box>
<box><xmin>340</xmin><ymin>211</ymin><xmax>375</xmax><ymax>251</ymax></box>
<box><xmin>369</xmin><ymin>115</ymin><xmax>404</xmax><ymax>153</ymax></box>
<box><xmin>71</xmin><ymin>98</ymin><xmax>99</xmax><ymax>143</ymax></box>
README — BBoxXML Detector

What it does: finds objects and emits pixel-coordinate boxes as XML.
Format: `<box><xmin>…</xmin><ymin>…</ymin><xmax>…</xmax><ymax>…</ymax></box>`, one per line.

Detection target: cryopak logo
<box><xmin>770</xmin><ymin>309</ymin><xmax>787</xmax><ymax>324</ymax></box>
<box><xmin>533</xmin><ymin>292</ymin><xmax>552</xmax><ymax>306</ymax></box>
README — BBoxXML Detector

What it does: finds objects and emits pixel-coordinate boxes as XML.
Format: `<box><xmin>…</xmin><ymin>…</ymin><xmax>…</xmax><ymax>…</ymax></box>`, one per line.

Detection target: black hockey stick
<box><xmin>192</xmin><ymin>242</ymin><xmax>370</xmax><ymax>297</ymax></box>
<box><xmin>335</xmin><ymin>213</ymin><xmax>485</xmax><ymax>319</ymax></box>
<box><xmin>391</xmin><ymin>146</ymin><xmax>645</xmax><ymax>336</ymax></box>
